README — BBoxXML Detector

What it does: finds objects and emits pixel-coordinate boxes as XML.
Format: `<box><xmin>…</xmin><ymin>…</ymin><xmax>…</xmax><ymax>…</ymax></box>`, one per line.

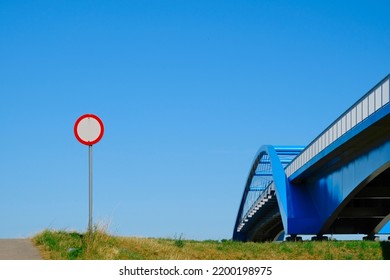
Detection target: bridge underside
<box><xmin>244</xmin><ymin>191</ymin><xmax>284</xmax><ymax>242</ymax></box>
<box><xmin>323</xmin><ymin>167</ymin><xmax>390</xmax><ymax>235</ymax></box>
<box><xmin>249</xmin><ymin>212</ymin><xmax>283</xmax><ymax>242</ymax></box>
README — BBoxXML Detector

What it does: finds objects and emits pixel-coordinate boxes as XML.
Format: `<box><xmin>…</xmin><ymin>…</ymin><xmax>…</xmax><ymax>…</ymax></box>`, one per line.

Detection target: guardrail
<box><xmin>286</xmin><ymin>75</ymin><xmax>390</xmax><ymax>177</ymax></box>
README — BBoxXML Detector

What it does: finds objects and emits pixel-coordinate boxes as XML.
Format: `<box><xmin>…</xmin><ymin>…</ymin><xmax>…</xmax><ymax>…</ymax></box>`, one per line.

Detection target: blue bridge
<box><xmin>233</xmin><ymin>74</ymin><xmax>390</xmax><ymax>241</ymax></box>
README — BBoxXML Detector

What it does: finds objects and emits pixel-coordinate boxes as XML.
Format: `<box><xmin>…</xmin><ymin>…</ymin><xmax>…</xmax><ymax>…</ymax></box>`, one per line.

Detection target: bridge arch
<box><xmin>233</xmin><ymin>145</ymin><xmax>303</xmax><ymax>241</ymax></box>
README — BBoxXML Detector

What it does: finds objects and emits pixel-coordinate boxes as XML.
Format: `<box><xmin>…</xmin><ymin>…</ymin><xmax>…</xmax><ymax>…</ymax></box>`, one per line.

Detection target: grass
<box><xmin>32</xmin><ymin>228</ymin><xmax>390</xmax><ymax>260</ymax></box>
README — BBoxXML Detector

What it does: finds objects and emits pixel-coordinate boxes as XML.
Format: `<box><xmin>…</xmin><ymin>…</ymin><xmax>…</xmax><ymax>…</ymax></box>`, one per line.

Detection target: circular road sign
<box><xmin>74</xmin><ymin>114</ymin><xmax>104</xmax><ymax>146</ymax></box>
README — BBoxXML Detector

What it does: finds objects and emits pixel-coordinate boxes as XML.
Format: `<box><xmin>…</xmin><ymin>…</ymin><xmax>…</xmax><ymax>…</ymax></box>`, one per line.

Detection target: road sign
<box><xmin>74</xmin><ymin>113</ymin><xmax>104</xmax><ymax>233</ymax></box>
<box><xmin>74</xmin><ymin>114</ymin><xmax>104</xmax><ymax>146</ymax></box>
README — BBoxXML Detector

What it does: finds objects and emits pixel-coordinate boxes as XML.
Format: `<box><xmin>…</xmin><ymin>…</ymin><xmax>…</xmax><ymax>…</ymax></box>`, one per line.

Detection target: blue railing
<box><xmin>286</xmin><ymin>75</ymin><xmax>390</xmax><ymax>177</ymax></box>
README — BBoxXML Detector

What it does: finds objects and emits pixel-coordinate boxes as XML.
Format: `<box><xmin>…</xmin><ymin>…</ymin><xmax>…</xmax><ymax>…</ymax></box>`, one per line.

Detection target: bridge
<box><xmin>233</xmin><ymin>74</ymin><xmax>390</xmax><ymax>241</ymax></box>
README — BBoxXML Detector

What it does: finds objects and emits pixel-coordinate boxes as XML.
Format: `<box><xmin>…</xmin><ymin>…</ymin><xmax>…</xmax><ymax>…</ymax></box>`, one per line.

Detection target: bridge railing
<box><xmin>286</xmin><ymin>75</ymin><xmax>390</xmax><ymax>177</ymax></box>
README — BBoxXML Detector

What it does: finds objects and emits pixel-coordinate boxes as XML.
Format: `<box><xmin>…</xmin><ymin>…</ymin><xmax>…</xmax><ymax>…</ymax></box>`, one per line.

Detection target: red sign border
<box><xmin>74</xmin><ymin>114</ymin><xmax>104</xmax><ymax>146</ymax></box>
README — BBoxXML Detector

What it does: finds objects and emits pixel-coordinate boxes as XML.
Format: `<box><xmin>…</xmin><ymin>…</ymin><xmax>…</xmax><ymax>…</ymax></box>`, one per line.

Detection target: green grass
<box><xmin>32</xmin><ymin>229</ymin><xmax>390</xmax><ymax>260</ymax></box>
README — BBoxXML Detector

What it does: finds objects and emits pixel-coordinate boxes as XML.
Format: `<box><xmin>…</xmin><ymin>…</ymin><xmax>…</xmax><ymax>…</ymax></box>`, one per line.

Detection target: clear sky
<box><xmin>1</xmin><ymin>0</ymin><xmax>389</xmax><ymax>240</ymax></box>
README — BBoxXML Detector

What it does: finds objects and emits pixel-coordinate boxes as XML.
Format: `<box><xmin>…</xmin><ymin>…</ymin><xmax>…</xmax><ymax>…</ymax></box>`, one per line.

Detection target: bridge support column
<box><xmin>311</xmin><ymin>234</ymin><xmax>328</xmax><ymax>241</ymax></box>
<box><xmin>285</xmin><ymin>234</ymin><xmax>302</xmax><ymax>242</ymax></box>
<box><xmin>362</xmin><ymin>234</ymin><xmax>379</xmax><ymax>241</ymax></box>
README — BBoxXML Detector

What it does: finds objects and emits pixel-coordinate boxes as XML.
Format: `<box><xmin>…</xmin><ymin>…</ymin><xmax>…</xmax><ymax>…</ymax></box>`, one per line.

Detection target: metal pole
<box><xmin>89</xmin><ymin>145</ymin><xmax>93</xmax><ymax>233</ymax></box>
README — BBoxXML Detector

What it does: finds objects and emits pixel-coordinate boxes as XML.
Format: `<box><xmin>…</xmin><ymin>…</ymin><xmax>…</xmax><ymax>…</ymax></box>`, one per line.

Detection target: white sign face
<box><xmin>74</xmin><ymin>114</ymin><xmax>104</xmax><ymax>145</ymax></box>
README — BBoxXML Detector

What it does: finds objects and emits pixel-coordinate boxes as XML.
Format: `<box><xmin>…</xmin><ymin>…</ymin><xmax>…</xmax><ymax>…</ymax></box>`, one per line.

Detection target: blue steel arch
<box><xmin>233</xmin><ymin>146</ymin><xmax>303</xmax><ymax>241</ymax></box>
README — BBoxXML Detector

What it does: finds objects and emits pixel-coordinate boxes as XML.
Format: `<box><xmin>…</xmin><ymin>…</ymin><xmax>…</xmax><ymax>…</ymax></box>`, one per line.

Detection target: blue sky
<box><xmin>1</xmin><ymin>0</ymin><xmax>389</xmax><ymax>240</ymax></box>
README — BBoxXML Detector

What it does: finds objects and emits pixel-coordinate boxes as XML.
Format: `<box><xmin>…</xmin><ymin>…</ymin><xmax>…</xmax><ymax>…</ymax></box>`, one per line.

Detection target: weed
<box><xmin>280</xmin><ymin>244</ymin><xmax>293</xmax><ymax>254</ymax></box>
<box><xmin>67</xmin><ymin>247</ymin><xmax>83</xmax><ymax>259</ymax></box>
<box><xmin>34</xmin><ymin>230</ymin><xmax>59</xmax><ymax>251</ymax></box>
<box><xmin>303</xmin><ymin>241</ymin><xmax>314</xmax><ymax>255</ymax></box>
<box><xmin>344</xmin><ymin>254</ymin><xmax>353</xmax><ymax>260</ymax></box>
<box><xmin>174</xmin><ymin>234</ymin><xmax>185</xmax><ymax>248</ymax></box>
<box><xmin>360</xmin><ymin>241</ymin><xmax>368</xmax><ymax>249</ymax></box>
<box><xmin>325</xmin><ymin>252</ymin><xmax>334</xmax><ymax>260</ymax></box>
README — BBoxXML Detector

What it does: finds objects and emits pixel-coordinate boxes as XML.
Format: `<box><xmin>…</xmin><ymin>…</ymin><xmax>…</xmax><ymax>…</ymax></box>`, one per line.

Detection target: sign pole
<box><xmin>89</xmin><ymin>145</ymin><xmax>93</xmax><ymax>233</ymax></box>
<box><xmin>74</xmin><ymin>114</ymin><xmax>104</xmax><ymax>234</ymax></box>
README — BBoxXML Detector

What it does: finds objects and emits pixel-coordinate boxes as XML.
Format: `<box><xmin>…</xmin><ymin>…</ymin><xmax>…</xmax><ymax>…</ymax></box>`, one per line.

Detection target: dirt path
<box><xmin>0</xmin><ymin>239</ymin><xmax>42</xmax><ymax>260</ymax></box>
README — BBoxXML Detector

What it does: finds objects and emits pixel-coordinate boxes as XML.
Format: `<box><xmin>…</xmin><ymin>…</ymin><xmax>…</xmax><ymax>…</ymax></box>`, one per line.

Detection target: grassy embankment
<box><xmin>32</xmin><ymin>228</ymin><xmax>390</xmax><ymax>260</ymax></box>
